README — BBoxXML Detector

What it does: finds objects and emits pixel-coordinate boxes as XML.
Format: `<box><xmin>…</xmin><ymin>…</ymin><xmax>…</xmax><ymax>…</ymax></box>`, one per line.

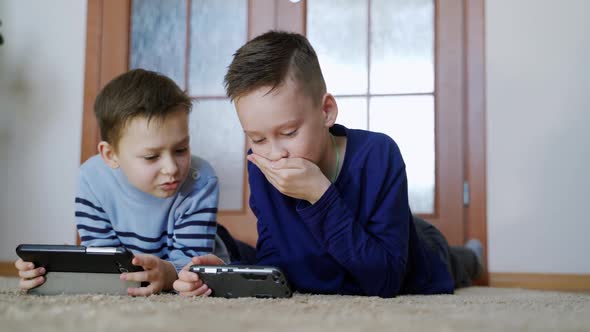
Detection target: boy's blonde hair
<box><xmin>224</xmin><ymin>31</ymin><xmax>326</xmax><ymax>106</ymax></box>
<box><xmin>94</xmin><ymin>69</ymin><xmax>192</xmax><ymax>148</ymax></box>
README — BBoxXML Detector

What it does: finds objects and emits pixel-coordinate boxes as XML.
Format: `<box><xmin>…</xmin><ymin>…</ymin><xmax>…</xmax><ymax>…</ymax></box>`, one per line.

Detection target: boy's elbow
<box><xmin>362</xmin><ymin>260</ymin><xmax>406</xmax><ymax>298</ymax></box>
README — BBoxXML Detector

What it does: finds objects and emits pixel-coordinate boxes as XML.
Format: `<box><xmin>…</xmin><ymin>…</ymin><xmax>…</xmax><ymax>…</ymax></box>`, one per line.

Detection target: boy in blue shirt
<box><xmin>174</xmin><ymin>32</ymin><xmax>483</xmax><ymax>298</ymax></box>
<box><xmin>15</xmin><ymin>69</ymin><xmax>228</xmax><ymax>296</ymax></box>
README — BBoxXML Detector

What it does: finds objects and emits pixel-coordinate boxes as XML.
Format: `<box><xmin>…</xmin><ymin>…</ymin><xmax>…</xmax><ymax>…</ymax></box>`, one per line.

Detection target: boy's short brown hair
<box><xmin>94</xmin><ymin>69</ymin><xmax>192</xmax><ymax>148</ymax></box>
<box><xmin>224</xmin><ymin>31</ymin><xmax>326</xmax><ymax>105</ymax></box>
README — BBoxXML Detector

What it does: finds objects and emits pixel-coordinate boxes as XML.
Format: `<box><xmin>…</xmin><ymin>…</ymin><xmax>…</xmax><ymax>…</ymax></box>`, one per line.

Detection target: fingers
<box><xmin>121</xmin><ymin>270</ymin><xmax>149</xmax><ymax>283</ymax></box>
<box><xmin>178</xmin><ymin>282</ymin><xmax>212</xmax><ymax>297</ymax></box>
<box><xmin>131</xmin><ymin>254</ymin><xmax>158</xmax><ymax>269</ymax></box>
<box><xmin>247</xmin><ymin>153</ymin><xmax>261</xmax><ymax>164</ymax></box>
<box><xmin>174</xmin><ymin>255</ymin><xmax>221</xmax><ymax>297</ymax></box>
<box><xmin>18</xmin><ymin>275</ymin><xmax>45</xmax><ymax>290</ymax></box>
<box><xmin>181</xmin><ymin>257</ymin><xmax>203</xmax><ymax>271</ymax></box>
<box><xmin>249</xmin><ymin>154</ymin><xmax>305</xmax><ymax>170</ymax></box>
<box><xmin>173</xmin><ymin>278</ymin><xmax>203</xmax><ymax>293</ymax></box>
<box><xmin>248</xmin><ymin>155</ymin><xmax>299</xmax><ymax>191</ymax></box>
<box><xmin>15</xmin><ymin>259</ymin><xmax>46</xmax><ymax>291</ymax></box>
<box><xmin>250</xmin><ymin>155</ymin><xmax>280</xmax><ymax>175</ymax></box>
<box><xmin>178</xmin><ymin>269</ymin><xmax>200</xmax><ymax>282</ymax></box>
<box><xmin>248</xmin><ymin>154</ymin><xmax>272</xmax><ymax>173</ymax></box>
<box><xmin>127</xmin><ymin>285</ymin><xmax>157</xmax><ymax>297</ymax></box>
<box><xmin>181</xmin><ymin>261</ymin><xmax>194</xmax><ymax>271</ymax></box>
<box><xmin>191</xmin><ymin>254</ymin><xmax>225</xmax><ymax>266</ymax></box>
<box><xmin>270</xmin><ymin>157</ymin><xmax>305</xmax><ymax>170</ymax></box>
<box><xmin>15</xmin><ymin>259</ymin><xmax>34</xmax><ymax>271</ymax></box>
<box><xmin>248</xmin><ymin>155</ymin><xmax>280</xmax><ymax>184</ymax></box>
<box><xmin>18</xmin><ymin>267</ymin><xmax>45</xmax><ymax>279</ymax></box>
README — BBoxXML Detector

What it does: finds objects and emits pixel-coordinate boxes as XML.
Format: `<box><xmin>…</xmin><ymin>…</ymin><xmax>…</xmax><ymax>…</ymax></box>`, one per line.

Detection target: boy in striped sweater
<box><xmin>15</xmin><ymin>69</ymin><xmax>227</xmax><ymax>296</ymax></box>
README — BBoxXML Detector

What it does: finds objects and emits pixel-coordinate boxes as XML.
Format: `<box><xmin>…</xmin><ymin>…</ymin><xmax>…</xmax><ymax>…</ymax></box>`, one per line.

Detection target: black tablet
<box><xmin>16</xmin><ymin>244</ymin><xmax>142</xmax><ymax>274</ymax></box>
<box><xmin>189</xmin><ymin>265</ymin><xmax>292</xmax><ymax>298</ymax></box>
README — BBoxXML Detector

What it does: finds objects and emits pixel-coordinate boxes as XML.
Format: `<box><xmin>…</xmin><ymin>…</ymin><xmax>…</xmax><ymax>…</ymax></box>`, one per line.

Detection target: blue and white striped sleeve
<box><xmin>75</xmin><ymin>175</ymin><xmax>121</xmax><ymax>248</ymax></box>
<box><xmin>168</xmin><ymin>176</ymin><xmax>219</xmax><ymax>271</ymax></box>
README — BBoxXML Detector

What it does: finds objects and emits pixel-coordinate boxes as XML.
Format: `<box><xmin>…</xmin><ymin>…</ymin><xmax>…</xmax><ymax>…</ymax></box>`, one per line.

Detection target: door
<box><xmin>81</xmin><ymin>0</ymin><xmax>486</xmax><ymax>250</ymax></box>
<box><xmin>302</xmin><ymin>0</ymin><xmax>465</xmax><ymax>245</ymax></box>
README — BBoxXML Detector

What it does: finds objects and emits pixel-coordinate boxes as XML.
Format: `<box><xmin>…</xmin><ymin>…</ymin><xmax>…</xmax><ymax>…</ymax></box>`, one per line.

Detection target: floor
<box><xmin>1</xmin><ymin>277</ymin><xmax>589</xmax><ymax>332</ymax></box>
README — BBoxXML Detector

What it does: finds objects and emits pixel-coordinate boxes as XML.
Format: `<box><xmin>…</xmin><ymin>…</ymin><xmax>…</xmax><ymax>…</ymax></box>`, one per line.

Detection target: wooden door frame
<box><xmin>464</xmin><ymin>0</ymin><xmax>487</xmax><ymax>284</ymax></box>
<box><xmin>81</xmin><ymin>0</ymin><xmax>487</xmax><ymax>282</ymax></box>
<box><xmin>81</xmin><ymin>0</ymin><xmax>130</xmax><ymax>164</ymax></box>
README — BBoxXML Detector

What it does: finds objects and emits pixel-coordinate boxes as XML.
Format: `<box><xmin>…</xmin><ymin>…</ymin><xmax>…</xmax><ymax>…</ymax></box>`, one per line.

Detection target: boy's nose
<box><xmin>161</xmin><ymin>157</ymin><xmax>178</xmax><ymax>176</ymax></box>
<box><xmin>268</xmin><ymin>144</ymin><xmax>288</xmax><ymax>162</ymax></box>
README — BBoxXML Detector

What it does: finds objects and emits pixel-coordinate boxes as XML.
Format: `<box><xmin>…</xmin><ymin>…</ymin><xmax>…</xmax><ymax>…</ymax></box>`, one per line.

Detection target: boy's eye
<box><xmin>252</xmin><ymin>138</ymin><xmax>266</xmax><ymax>144</ymax></box>
<box><xmin>175</xmin><ymin>147</ymin><xmax>188</xmax><ymax>154</ymax></box>
<box><xmin>144</xmin><ymin>155</ymin><xmax>158</xmax><ymax>161</ymax></box>
<box><xmin>282</xmin><ymin>129</ymin><xmax>298</xmax><ymax>137</ymax></box>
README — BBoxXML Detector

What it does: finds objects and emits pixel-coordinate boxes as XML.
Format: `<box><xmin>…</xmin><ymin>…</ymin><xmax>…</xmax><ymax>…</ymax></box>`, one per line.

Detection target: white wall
<box><xmin>486</xmin><ymin>0</ymin><xmax>590</xmax><ymax>273</ymax></box>
<box><xmin>0</xmin><ymin>0</ymin><xmax>87</xmax><ymax>260</ymax></box>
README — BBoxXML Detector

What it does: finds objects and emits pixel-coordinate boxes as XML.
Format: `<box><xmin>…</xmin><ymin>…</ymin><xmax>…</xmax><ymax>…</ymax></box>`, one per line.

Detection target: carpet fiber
<box><xmin>1</xmin><ymin>277</ymin><xmax>588</xmax><ymax>332</ymax></box>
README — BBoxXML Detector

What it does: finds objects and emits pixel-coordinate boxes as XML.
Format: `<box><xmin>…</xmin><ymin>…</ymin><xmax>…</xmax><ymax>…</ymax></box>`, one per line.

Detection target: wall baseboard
<box><xmin>490</xmin><ymin>272</ymin><xmax>590</xmax><ymax>292</ymax></box>
<box><xmin>0</xmin><ymin>261</ymin><xmax>17</xmax><ymax>277</ymax></box>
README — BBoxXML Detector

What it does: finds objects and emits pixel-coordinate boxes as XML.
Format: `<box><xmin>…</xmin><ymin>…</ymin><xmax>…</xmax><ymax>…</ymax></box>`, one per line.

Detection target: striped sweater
<box><xmin>75</xmin><ymin>155</ymin><xmax>227</xmax><ymax>271</ymax></box>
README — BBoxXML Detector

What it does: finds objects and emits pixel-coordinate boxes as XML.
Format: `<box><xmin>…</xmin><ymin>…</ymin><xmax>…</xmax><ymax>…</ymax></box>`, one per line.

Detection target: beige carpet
<box><xmin>1</xmin><ymin>277</ymin><xmax>589</xmax><ymax>332</ymax></box>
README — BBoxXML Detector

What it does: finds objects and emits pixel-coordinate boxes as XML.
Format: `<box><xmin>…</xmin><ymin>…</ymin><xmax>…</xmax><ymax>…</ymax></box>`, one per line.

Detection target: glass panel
<box><xmin>369</xmin><ymin>96</ymin><xmax>434</xmax><ymax>213</ymax></box>
<box><xmin>370</xmin><ymin>0</ymin><xmax>434</xmax><ymax>94</ymax></box>
<box><xmin>335</xmin><ymin>97</ymin><xmax>367</xmax><ymax>130</ymax></box>
<box><xmin>189</xmin><ymin>0</ymin><xmax>247</xmax><ymax>96</ymax></box>
<box><xmin>307</xmin><ymin>0</ymin><xmax>368</xmax><ymax>95</ymax></box>
<box><xmin>130</xmin><ymin>0</ymin><xmax>187</xmax><ymax>89</ymax></box>
<box><xmin>189</xmin><ymin>99</ymin><xmax>245</xmax><ymax>210</ymax></box>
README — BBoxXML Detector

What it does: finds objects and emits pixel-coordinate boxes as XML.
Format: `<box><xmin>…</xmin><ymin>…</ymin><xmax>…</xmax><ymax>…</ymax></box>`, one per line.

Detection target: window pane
<box><xmin>130</xmin><ymin>0</ymin><xmax>186</xmax><ymax>89</ymax></box>
<box><xmin>189</xmin><ymin>0</ymin><xmax>247</xmax><ymax>96</ymax></box>
<box><xmin>307</xmin><ymin>0</ymin><xmax>368</xmax><ymax>95</ymax></box>
<box><xmin>370</xmin><ymin>0</ymin><xmax>434</xmax><ymax>94</ymax></box>
<box><xmin>369</xmin><ymin>96</ymin><xmax>434</xmax><ymax>213</ymax></box>
<box><xmin>335</xmin><ymin>97</ymin><xmax>367</xmax><ymax>130</ymax></box>
<box><xmin>190</xmin><ymin>99</ymin><xmax>245</xmax><ymax>210</ymax></box>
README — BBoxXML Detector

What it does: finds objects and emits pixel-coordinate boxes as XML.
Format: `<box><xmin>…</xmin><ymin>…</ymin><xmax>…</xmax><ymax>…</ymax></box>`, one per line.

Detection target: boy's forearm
<box><xmin>299</xmin><ymin>185</ymin><xmax>407</xmax><ymax>297</ymax></box>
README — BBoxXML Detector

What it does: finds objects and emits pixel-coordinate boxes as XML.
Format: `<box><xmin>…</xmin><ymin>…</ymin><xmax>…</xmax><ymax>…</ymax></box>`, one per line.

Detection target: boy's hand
<box><xmin>120</xmin><ymin>254</ymin><xmax>177</xmax><ymax>296</ymax></box>
<box><xmin>248</xmin><ymin>154</ymin><xmax>331</xmax><ymax>204</ymax></box>
<box><xmin>15</xmin><ymin>259</ymin><xmax>46</xmax><ymax>291</ymax></box>
<box><xmin>173</xmin><ymin>254</ymin><xmax>224</xmax><ymax>297</ymax></box>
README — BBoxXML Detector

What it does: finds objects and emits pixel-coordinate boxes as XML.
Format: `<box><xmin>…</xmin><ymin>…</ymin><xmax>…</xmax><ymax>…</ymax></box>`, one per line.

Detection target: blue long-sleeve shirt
<box><xmin>75</xmin><ymin>155</ymin><xmax>228</xmax><ymax>271</ymax></box>
<box><xmin>249</xmin><ymin>124</ymin><xmax>454</xmax><ymax>297</ymax></box>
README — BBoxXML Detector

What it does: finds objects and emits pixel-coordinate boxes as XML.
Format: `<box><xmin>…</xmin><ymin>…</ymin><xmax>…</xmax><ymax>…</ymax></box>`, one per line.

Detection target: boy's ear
<box><xmin>320</xmin><ymin>93</ymin><xmax>338</xmax><ymax>128</ymax></box>
<box><xmin>98</xmin><ymin>141</ymin><xmax>120</xmax><ymax>169</ymax></box>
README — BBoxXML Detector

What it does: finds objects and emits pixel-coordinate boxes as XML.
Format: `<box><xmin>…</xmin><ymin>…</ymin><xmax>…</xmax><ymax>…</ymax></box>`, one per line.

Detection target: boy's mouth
<box><xmin>159</xmin><ymin>180</ymin><xmax>179</xmax><ymax>191</ymax></box>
